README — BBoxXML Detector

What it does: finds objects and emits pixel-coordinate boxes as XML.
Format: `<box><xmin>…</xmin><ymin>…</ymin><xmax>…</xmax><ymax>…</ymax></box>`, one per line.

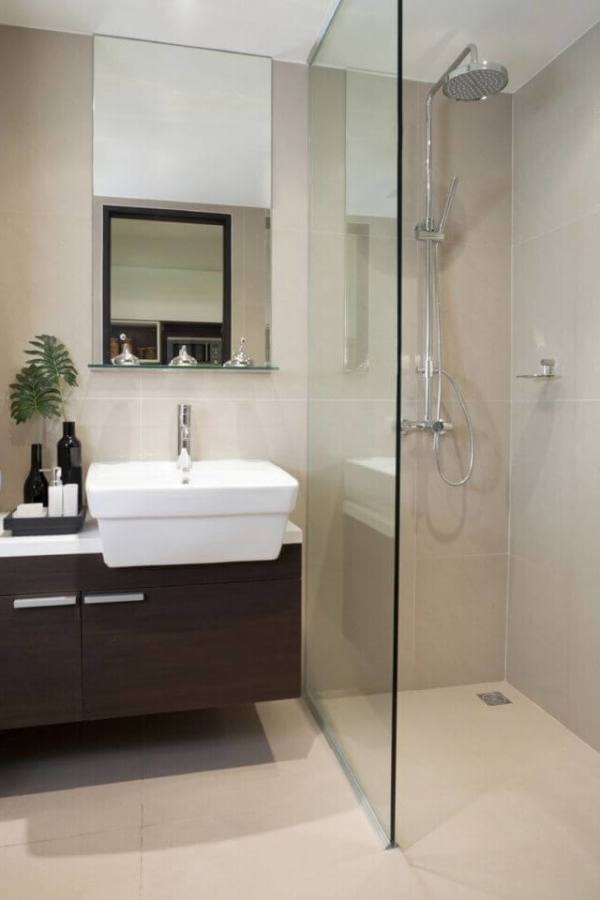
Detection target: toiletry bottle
<box><xmin>44</xmin><ymin>467</ymin><xmax>64</xmax><ymax>518</ymax></box>
<box><xmin>63</xmin><ymin>483</ymin><xmax>79</xmax><ymax>518</ymax></box>
<box><xmin>24</xmin><ymin>444</ymin><xmax>48</xmax><ymax>506</ymax></box>
<box><xmin>57</xmin><ymin>421</ymin><xmax>82</xmax><ymax>510</ymax></box>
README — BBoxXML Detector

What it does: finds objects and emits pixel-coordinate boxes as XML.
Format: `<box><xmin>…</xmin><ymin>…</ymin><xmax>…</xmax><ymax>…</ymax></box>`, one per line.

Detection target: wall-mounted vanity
<box><xmin>0</xmin><ymin>520</ymin><xmax>302</xmax><ymax>731</ymax></box>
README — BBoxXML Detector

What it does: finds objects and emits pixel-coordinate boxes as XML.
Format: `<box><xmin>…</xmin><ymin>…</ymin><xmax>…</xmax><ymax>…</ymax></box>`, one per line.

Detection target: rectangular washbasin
<box><xmin>343</xmin><ymin>457</ymin><xmax>396</xmax><ymax>513</ymax></box>
<box><xmin>86</xmin><ymin>459</ymin><xmax>299</xmax><ymax>568</ymax></box>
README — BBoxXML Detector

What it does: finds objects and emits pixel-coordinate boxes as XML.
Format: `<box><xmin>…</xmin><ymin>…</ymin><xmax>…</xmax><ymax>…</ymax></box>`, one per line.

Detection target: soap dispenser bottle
<box><xmin>24</xmin><ymin>444</ymin><xmax>48</xmax><ymax>506</ymax></box>
<box><xmin>57</xmin><ymin>421</ymin><xmax>82</xmax><ymax>510</ymax></box>
<box><xmin>44</xmin><ymin>467</ymin><xmax>64</xmax><ymax>518</ymax></box>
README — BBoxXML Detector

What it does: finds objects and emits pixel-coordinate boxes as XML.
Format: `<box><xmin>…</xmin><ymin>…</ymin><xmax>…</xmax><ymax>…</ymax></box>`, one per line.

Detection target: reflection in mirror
<box><xmin>103</xmin><ymin>208</ymin><xmax>231</xmax><ymax>365</ymax></box>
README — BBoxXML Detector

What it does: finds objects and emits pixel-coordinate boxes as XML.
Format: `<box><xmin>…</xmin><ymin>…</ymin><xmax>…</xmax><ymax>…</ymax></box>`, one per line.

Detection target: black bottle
<box><xmin>57</xmin><ymin>421</ymin><xmax>82</xmax><ymax>510</ymax></box>
<box><xmin>24</xmin><ymin>443</ymin><xmax>48</xmax><ymax>506</ymax></box>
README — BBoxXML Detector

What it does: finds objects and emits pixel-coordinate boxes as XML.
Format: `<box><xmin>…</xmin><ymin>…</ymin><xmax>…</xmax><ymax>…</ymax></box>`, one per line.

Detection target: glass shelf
<box><xmin>88</xmin><ymin>363</ymin><xmax>278</xmax><ymax>372</ymax></box>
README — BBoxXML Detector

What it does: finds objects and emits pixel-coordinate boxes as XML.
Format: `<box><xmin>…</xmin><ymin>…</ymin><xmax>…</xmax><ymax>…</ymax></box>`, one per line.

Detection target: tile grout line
<box><xmin>0</xmin><ymin>824</ymin><xmax>139</xmax><ymax>852</ymax></box>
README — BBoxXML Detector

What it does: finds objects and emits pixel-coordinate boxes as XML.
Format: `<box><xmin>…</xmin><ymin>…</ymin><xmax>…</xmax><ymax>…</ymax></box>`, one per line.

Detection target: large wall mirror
<box><xmin>92</xmin><ymin>37</ymin><xmax>273</xmax><ymax>369</ymax></box>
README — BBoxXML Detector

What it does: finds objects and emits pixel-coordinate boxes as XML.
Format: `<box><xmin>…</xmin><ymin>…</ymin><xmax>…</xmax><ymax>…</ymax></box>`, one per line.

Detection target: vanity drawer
<box><xmin>81</xmin><ymin>579</ymin><xmax>301</xmax><ymax>720</ymax></box>
<box><xmin>0</xmin><ymin>593</ymin><xmax>82</xmax><ymax>729</ymax></box>
<box><xmin>0</xmin><ymin>546</ymin><xmax>301</xmax><ymax>596</ymax></box>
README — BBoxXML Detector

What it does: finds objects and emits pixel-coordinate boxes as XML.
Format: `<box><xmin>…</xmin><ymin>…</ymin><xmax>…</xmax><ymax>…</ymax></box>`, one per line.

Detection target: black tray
<box><xmin>4</xmin><ymin>507</ymin><xmax>86</xmax><ymax>536</ymax></box>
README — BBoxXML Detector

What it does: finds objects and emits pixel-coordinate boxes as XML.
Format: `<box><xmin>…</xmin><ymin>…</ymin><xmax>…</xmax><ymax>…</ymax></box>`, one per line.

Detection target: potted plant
<box><xmin>10</xmin><ymin>335</ymin><xmax>81</xmax><ymax>509</ymax></box>
<box><xmin>10</xmin><ymin>334</ymin><xmax>78</xmax><ymax>425</ymax></box>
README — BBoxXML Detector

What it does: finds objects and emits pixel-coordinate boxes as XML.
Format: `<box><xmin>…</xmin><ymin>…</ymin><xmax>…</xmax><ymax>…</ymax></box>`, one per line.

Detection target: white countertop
<box><xmin>0</xmin><ymin>515</ymin><xmax>302</xmax><ymax>559</ymax></box>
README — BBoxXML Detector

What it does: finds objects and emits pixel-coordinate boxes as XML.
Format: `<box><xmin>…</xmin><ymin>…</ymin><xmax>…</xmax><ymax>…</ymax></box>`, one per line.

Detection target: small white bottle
<box><xmin>46</xmin><ymin>467</ymin><xmax>64</xmax><ymax>517</ymax></box>
<box><xmin>63</xmin><ymin>482</ymin><xmax>79</xmax><ymax>517</ymax></box>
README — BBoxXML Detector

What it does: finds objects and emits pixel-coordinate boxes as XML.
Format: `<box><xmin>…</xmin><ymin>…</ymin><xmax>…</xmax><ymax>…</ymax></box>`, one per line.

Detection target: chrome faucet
<box><xmin>177</xmin><ymin>404</ymin><xmax>192</xmax><ymax>479</ymax></box>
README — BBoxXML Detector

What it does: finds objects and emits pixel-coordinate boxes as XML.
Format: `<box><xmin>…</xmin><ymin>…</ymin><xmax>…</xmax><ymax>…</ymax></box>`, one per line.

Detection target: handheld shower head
<box><xmin>443</xmin><ymin>60</ymin><xmax>508</xmax><ymax>101</ymax></box>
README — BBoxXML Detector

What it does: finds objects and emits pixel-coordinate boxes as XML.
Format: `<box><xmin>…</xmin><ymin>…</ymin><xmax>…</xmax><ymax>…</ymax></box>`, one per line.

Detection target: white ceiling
<box><xmin>0</xmin><ymin>0</ymin><xmax>339</xmax><ymax>62</ymax></box>
<box><xmin>403</xmin><ymin>0</ymin><xmax>600</xmax><ymax>92</ymax></box>
<box><xmin>3</xmin><ymin>0</ymin><xmax>599</xmax><ymax>87</ymax></box>
<box><xmin>315</xmin><ymin>0</ymin><xmax>397</xmax><ymax>74</ymax></box>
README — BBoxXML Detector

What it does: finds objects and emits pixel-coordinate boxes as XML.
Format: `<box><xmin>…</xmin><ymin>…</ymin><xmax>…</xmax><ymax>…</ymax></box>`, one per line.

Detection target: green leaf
<box><xmin>24</xmin><ymin>334</ymin><xmax>78</xmax><ymax>388</ymax></box>
<box><xmin>9</xmin><ymin>364</ymin><xmax>62</xmax><ymax>424</ymax></box>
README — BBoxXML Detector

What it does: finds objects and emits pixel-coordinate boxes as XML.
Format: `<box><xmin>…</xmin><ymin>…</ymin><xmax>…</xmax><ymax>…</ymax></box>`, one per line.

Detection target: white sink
<box><xmin>86</xmin><ymin>460</ymin><xmax>299</xmax><ymax>568</ymax></box>
<box><xmin>343</xmin><ymin>457</ymin><xmax>396</xmax><ymax>512</ymax></box>
<box><xmin>343</xmin><ymin>457</ymin><xmax>396</xmax><ymax>538</ymax></box>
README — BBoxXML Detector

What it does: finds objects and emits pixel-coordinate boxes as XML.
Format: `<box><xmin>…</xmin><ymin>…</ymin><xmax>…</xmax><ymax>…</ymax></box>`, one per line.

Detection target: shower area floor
<box><xmin>320</xmin><ymin>681</ymin><xmax>600</xmax><ymax>897</ymax></box>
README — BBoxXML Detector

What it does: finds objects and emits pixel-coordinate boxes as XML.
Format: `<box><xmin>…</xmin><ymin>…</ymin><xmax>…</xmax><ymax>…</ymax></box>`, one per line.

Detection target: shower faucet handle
<box><xmin>415</xmin><ymin>224</ymin><xmax>446</xmax><ymax>242</ymax></box>
<box><xmin>401</xmin><ymin>418</ymin><xmax>454</xmax><ymax>436</ymax></box>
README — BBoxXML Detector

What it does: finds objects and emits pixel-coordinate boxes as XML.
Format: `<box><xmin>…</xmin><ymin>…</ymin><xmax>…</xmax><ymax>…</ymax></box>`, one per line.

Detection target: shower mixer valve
<box><xmin>400</xmin><ymin>418</ymin><xmax>454</xmax><ymax>436</ymax></box>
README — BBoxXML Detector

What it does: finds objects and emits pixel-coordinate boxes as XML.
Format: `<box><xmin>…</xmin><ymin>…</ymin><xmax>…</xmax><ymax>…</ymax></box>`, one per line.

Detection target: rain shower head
<box><xmin>423</xmin><ymin>44</ymin><xmax>509</xmax><ymax>227</ymax></box>
<box><xmin>443</xmin><ymin>60</ymin><xmax>508</xmax><ymax>101</ymax></box>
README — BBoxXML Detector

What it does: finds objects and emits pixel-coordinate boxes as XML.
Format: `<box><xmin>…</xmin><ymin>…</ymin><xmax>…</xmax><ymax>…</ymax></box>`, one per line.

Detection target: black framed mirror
<box><xmin>102</xmin><ymin>206</ymin><xmax>232</xmax><ymax>365</ymax></box>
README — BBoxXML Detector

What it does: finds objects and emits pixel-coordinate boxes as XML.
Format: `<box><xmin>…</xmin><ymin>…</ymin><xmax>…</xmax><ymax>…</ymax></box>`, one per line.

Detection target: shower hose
<box><xmin>430</xmin><ymin>243</ymin><xmax>475</xmax><ymax>487</ymax></box>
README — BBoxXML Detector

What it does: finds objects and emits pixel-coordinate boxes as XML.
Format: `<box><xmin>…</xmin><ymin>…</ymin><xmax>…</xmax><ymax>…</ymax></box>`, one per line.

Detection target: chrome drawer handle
<box><xmin>14</xmin><ymin>595</ymin><xmax>77</xmax><ymax>609</ymax></box>
<box><xmin>83</xmin><ymin>592</ymin><xmax>145</xmax><ymax>605</ymax></box>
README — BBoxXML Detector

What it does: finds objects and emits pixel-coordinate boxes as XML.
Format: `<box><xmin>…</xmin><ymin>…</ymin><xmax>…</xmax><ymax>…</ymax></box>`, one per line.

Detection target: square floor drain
<box><xmin>478</xmin><ymin>691</ymin><xmax>511</xmax><ymax>706</ymax></box>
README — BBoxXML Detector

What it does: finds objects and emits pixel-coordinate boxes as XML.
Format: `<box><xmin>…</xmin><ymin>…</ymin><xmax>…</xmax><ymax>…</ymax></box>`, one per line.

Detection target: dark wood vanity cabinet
<box><xmin>0</xmin><ymin>592</ymin><xmax>83</xmax><ymax>730</ymax></box>
<box><xmin>82</xmin><ymin>579</ymin><xmax>301</xmax><ymax>720</ymax></box>
<box><xmin>0</xmin><ymin>546</ymin><xmax>301</xmax><ymax>731</ymax></box>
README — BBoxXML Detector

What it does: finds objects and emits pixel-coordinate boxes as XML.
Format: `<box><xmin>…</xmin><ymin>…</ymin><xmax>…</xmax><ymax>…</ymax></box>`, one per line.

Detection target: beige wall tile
<box><xmin>438</xmin><ymin>240</ymin><xmax>511</xmax><ymax>403</ymax></box>
<box><xmin>513</xmin><ymin>211</ymin><xmax>600</xmax><ymax>401</ymax></box>
<box><xmin>0</xmin><ymin>214</ymin><xmax>92</xmax><ymax>393</ymax></box>
<box><xmin>507</xmin><ymin>555</ymin><xmax>570</xmax><ymax>724</ymax></box>
<box><xmin>513</xmin><ymin>22</ymin><xmax>600</xmax><ymax>245</ymax></box>
<box><xmin>76</xmin><ymin>397</ymin><xmax>142</xmax><ymax>466</ymax></box>
<box><xmin>0</xmin><ymin>27</ymin><xmax>92</xmax><ymax>218</ymax></box>
<box><xmin>414</xmin><ymin>555</ymin><xmax>508</xmax><ymax>689</ymax></box>
<box><xmin>416</xmin><ymin>401</ymin><xmax>510</xmax><ymax>559</ymax></box>
<box><xmin>509</xmin><ymin>20</ymin><xmax>600</xmax><ymax>752</ymax></box>
<box><xmin>0</xmin><ymin>27</ymin><xmax>93</xmax><ymax>510</ymax></box>
<box><xmin>271</xmin><ymin>227</ymin><xmax>308</xmax><ymax>381</ymax></box>
<box><xmin>509</xmin><ymin>401</ymin><xmax>578</xmax><ymax>566</ymax></box>
<box><xmin>508</xmin><ymin>398</ymin><xmax>600</xmax><ymax>742</ymax></box>
<box><xmin>272</xmin><ymin>62</ymin><xmax>308</xmax><ymax>234</ymax></box>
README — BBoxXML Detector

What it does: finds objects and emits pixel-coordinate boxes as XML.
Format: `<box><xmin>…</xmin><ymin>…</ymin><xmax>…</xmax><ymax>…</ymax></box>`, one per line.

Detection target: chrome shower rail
<box><xmin>405</xmin><ymin>43</ymin><xmax>508</xmax><ymax>487</ymax></box>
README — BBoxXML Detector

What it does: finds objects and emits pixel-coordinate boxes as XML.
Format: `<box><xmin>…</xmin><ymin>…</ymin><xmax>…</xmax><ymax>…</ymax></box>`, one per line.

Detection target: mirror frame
<box><xmin>102</xmin><ymin>205</ymin><xmax>232</xmax><ymax>364</ymax></box>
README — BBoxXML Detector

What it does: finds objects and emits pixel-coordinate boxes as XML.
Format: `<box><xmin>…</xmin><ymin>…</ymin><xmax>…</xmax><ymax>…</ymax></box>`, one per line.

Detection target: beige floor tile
<box><xmin>398</xmin><ymin>682</ymin><xmax>600</xmax><ymax>900</ymax></box>
<box><xmin>140</xmin><ymin>814</ymin><xmax>407</xmax><ymax>900</ymax></box>
<box><xmin>411</xmin><ymin>869</ymin><xmax>501</xmax><ymax>899</ymax></box>
<box><xmin>0</xmin><ymin>781</ymin><xmax>143</xmax><ymax>849</ymax></box>
<box><xmin>0</xmin><ymin>719</ymin><xmax>144</xmax><ymax>847</ymax></box>
<box><xmin>0</xmin><ymin>828</ymin><xmax>141</xmax><ymax>900</ymax></box>
<box><xmin>407</xmin><ymin>788</ymin><xmax>600</xmax><ymax>900</ymax></box>
<box><xmin>4</xmin><ymin>694</ymin><xmax>600</xmax><ymax>900</ymax></box>
<box><xmin>141</xmin><ymin>701</ymin><xmax>362</xmax><ymax>833</ymax></box>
